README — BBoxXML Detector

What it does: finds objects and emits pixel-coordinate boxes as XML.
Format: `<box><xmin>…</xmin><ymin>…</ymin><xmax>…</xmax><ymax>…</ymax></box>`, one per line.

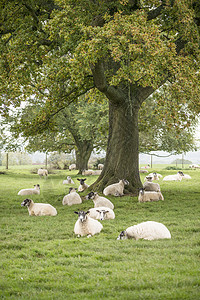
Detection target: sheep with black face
<box><xmin>74</xmin><ymin>210</ymin><xmax>103</xmax><ymax>237</ymax></box>
<box><xmin>21</xmin><ymin>198</ymin><xmax>57</xmax><ymax>216</ymax></box>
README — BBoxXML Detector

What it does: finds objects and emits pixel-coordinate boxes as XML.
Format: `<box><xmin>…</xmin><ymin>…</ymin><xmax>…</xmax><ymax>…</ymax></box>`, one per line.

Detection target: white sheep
<box><xmin>103</xmin><ymin>179</ymin><xmax>129</xmax><ymax>196</ymax></box>
<box><xmin>18</xmin><ymin>184</ymin><xmax>40</xmax><ymax>196</ymax></box>
<box><xmin>189</xmin><ymin>164</ymin><xmax>200</xmax><ymax>169</ymax></box>
<box><xmin>82</xmin><ymin>169</ymin><xmax>102</xmax><ymax>175</ymax></box>
<box><xmin>117</xmin><ymin>221</ymin><xmax>171</xmax><ymax>240</ymax></box>
<box><xmin>37</xmin><ymin>168</ymin><xmax>48</xmax><ymax>178</ymax></box>
<box><xmin>147</xmin><ymin>172</ymin><xmax>162</xmax><ymax>180</ymax></box>
<box><xmin>88</xmin><ymin>207</ymin><xmax>115</xmax><ymax>220</ymax></box>
<box><xmin>21</xmin><ymin>198</ymin><xmax>57</xmax><ymax>216</ymax></box>
<box><xmin>163</xmin><ymin>171</ymin><xmax>184</xmax><ymax>181</ymax></box>
<box><xmin>63</xmin><ymin>176</ymin><xmax>75</xmax><ymax>185</ymax></box>
<box><xmin>98</xmin><ymin>164</ymin><xmax>104</xmax><ymax>170</ymax></box>
<box><xmin>143</xmin><ymin>181</ymin><xmax>161</xmax><ymax>192</ymax></box>
<box><xmin>69</xmin><ymin>164</ymin><xmax>76</xmax><ymax>171</ymax></box>
<box><xmin>139</xmin><ymin>169</ymin><xmax>149</xmax><ymax>173</ymax></box>
<box><xmin>62</xmin><ymin>188</ymin><xmax>82</xmax><ymax>206</ymax></box>
<box><xmin>138</xmin><ymin>188</ymin><xmax>164</xmax><ymax>202</ymax></box>
<box><xmin>77</xmin><ymin>178</ymin><xmax>89</xmax><ymax>192</ymax></box>
<box><xmin>74</xmin><ymin>210</ymin><xmax>103</xmax><ymax>237</ymax></box>
<box><xmin>85</xmin><ymin>192</ymin><xmax>114</xmax><ymax>210</ymax></box>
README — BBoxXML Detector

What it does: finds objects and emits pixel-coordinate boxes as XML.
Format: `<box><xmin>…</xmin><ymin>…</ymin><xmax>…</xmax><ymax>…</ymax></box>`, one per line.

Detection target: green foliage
<box><xmin>171</xmin><ymin>159</ymin><xmax>193</xmax><ymax>165</ymax></box>
<box><xmin>1</xmin><ymin>152</ymin><xmax>32</xmax><ymax>166</ymax></box>
<box><xmin>0</xmin><ymin>166</ymin><xmax>200</xmax><ymax>299</ymax></box>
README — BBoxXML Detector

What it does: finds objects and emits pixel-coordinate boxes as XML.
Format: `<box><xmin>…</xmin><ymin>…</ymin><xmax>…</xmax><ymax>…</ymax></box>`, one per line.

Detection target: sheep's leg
<box><xmin>87</xmin><ymin>234</ymin><xmax>92</xmax><ymax>238</ymax></box>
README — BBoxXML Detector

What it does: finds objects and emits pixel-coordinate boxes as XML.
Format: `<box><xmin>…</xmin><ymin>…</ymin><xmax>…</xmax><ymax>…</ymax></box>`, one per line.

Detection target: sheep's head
<box><xmin>77</xmin><ymin>178</ymin><xmax>87</xmax><ymax>185</ymax></box>
<box><xmin>69</xmin><ymin>187</ymin><xmax>77</xmax><ymax>193</ymax></box>
<box><xmin>74</xmin><ymin>210</ymin><xmax>89</xmax><ymax>222</ymax></box>
<box><xmin>178</xmin><ymin>171</ymin><xmax>184</xmax><ymax>176</ymax></box>
<box><xmin>34</xmin><ymin>184</ymin><xmax>40</xmax><ymax>189</ymax></box>
<box><xmin>96</xmin><ymin>209</ymin><xmax>109</xmax><ymax>220</ymax></box>
<box><xmin>139</xmin><ymin>188</ymin><xmax>145</xmax><ymax>195</ymax></box>
<box><xmin>122</xmin><ymin>179</ymin><xmax>129</xmax><ymax>185</ymax></box>
<box><xmin>21</xmin><ymin>198</ymin><xmax>32</xmax><ymax>207</ymax></box>
<box><xmin>146</xmin><ymin>176</ymin><xmax>153</xmax><ymax>182</ymax></box>
<box><xmin>85</xmin><ymin>191</ymin><xmax>95</xmax><ymax>200</ymax></box>
<box><xmin>117</xmin><ymin>230</ymin><xmax>128</xmax><ymax>240</ymax></box>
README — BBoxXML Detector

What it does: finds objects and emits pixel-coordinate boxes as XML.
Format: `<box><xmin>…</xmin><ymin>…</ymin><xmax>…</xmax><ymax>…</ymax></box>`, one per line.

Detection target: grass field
<box><xmin>0</xmin><ymin>165</ymin><xmax>199</xmax><ymax>299</ymax></box>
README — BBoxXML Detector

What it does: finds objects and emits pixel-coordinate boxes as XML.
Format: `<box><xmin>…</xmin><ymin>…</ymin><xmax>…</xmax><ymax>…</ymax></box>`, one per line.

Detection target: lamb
<box><xmin>139</xmin><ymin>169</ymin><xmax>149</xmax><ymax>173</ymax></box>
<box><xmin>189</xmin><ymin>164</ymin><xmax>200</xmax><ymax>169</ymax></box>
<box><xmin>143</xmin><ymin>181</ymin><xmax>161</xmax><ymax>192</ymax></box>
<box><xmin>163</xmin><ymin>171</ymin><xmax>184</xmax><ymax>181</ymax></box>
<box><xmin>88</xmin><ymin>207</ymin><xmax>115</xmax><ymax>220</ymax></box>
<box><xmin>85</xmin><ymin>192</ymin><xmax>114</xmax><ymax>210</ymax></box>
<box><xmin>77</xmin><ymin>178</ymin><xmax>89</xmax><ymax>192</ymax></box>
<box><xmin>18</xmin><ymin>184</ymin><xmax>40</xmax><ymax>196</ymax></box>
<box><xmin>63</xmin><ymin>176</ymin><xmax>75</xmax><ymax>185</ymax></box>
<box><xmin>117</xmin><ymin>221</ymin><xmax>171</xmax><ymax>240</ymax></box>
<box><xmin>74</xmin><ymin>210</ymin><xmax>103</xmax><ymax>237</ymax></box>
<box><xmin>138</xmin><ymin>188</ymin><xmax>164</xmax><ymax>202</ymax></box>
<box><xmin>37</xmin><ymin>168</ymin><xmax>48</xmax><ymax>178</ymax></box>
<box><xmin>98</xmin><ymin>164</ymin><xmax>104</xmax><ymax>170</ymax></box>
<box><xmin>62</xmin><ymin>188</ymin><xmax>82</xmax><ymax>206</ymax></box>
<box><xmin>21</xmin><ymin>198</ymin><xmax>57</xmax><ymax>216</ymax></box>
<box><xmin>103</xmin><ymin>179</ymin><xmax>129</xmax><ymax>196</ymax></box>
<box><xmin>69</xmin><ymin>164</ymin><xmax>76</xmax><ymax>171</ymax></box>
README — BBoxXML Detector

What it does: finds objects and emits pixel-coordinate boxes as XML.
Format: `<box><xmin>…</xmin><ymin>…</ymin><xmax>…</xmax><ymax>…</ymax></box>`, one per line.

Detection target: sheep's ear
<box><xmin>96</xmin><ymin>210</ymin><xmax>100</xmax><ymax>213</ymax></box>
<box><xmin>75</xmin><ymin>188</ymin><xmax>77</xmax><ymax>190</ymax></box>
<box><xmin>74</xmin><ymin>211</ymin><xmax>79</xmax><ymax>214</ymax></box>
<box><xmin>77</xmin><ymin>179</ymin><xmax>80</xmax><ymax>181</ymax></box>
<box><xmin>83</xmin><ymin>178</ymin><xmax>86</xmax><ymax>181</ymax></box>
<box><xmin>105</xmin><ymin>211</ymin><xmax>109</xmax><ymax>213</ymax></box>
<box><xmin>86</xmin><ymin>211</ymin><xmax>90</xmax><ymax>214</ymax></box>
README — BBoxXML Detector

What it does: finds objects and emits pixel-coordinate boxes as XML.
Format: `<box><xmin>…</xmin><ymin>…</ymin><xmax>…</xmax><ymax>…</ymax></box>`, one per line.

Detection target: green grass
<box><xmin>0</xmin><ymin>166</ymin><xmax>200</xmax><ymax>299</ymax></box>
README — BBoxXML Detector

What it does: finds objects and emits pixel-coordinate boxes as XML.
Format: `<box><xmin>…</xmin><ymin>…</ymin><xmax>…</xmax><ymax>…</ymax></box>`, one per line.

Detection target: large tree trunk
<box><xmin>75</xmin><ymin>140</ymin><xmax>93</xmax><ymax>174</ymax></box>
<box><xmin>91</xmin><ymin>100</ymin><xmax>141</xmax><ymax>194</ymax></box>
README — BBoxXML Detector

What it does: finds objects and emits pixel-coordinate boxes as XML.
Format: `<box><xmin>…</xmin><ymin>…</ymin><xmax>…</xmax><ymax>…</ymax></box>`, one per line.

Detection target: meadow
<box><xmin>0</xmin><ymin>165</ymin><xmax>199</xmax><ymax>299</ymax></box>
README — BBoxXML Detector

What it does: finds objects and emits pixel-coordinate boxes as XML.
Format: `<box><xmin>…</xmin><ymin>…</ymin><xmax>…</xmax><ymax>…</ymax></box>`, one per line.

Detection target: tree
<box><xmin>0</xmin><ymin>0</ymin><xmax>199</xmax><ymax>192</ymax></box>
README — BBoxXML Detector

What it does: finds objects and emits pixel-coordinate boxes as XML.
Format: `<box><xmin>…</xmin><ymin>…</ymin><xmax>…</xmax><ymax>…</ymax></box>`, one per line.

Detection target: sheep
<box><xmin>98</xmin><ymin>164</ymin><xmax>104</xmax><ymax>170</ymax></box>
<box><xmin>82</xmin><ymin>169</ymin><xmax>102</xmax><ymax>176</ymax></box>
<box><xmin>117</xmin><ymin>221</ymin><xmax>171</xmax><ymax>241</ymax></box>
<box><xmin>189</xmin><ymin>164</ymin><xmax>200</xmax><ymax>169</ymax></box>
<box><xmin>62</xmin><ymin>188</ymin><xmax>82</xmax><ymax>206</ymax></box>
<box><xmin>74</xmin><ymin>210</ymin><xmax>103</xmax><ymax>237</ymax></box>
<box><xmin>88</xmin><ymin>207</ymin><xmax>115</xmax><ymax>220</ymax></box>
<box><xmin>147</xmin><ymin>172</ymin><xmax>162</xmax><ymax>181</ymax></box>
<box><xmin>85</xmin><ymin>192</ymin><xmax>114</xmax><ymax>210</ymax></box>
<box><xmin>103</xmin><ymin>179</ymin><xmax>129</xmax><ymax>196</ymax></box>
<box><xmin>37</xmin><ymin>168</ymin><xmax>48</xmax><ymax>178</ymax></box>
<box><xmin>18</xmin><ymin>184</ymin><xmax>40</xmax><ymax>196</ymax></box>
<box><xmin>77</xmin><ymin>178</ymin><xmax>89</xmax><ymax>192</ymax></box>
<box><xmin>69</xmin><ymin>164</ymin><xmax>76</xmax><ymax>171</ymax></box>
<box><xmin>21</xmin><ymin>198</ymin><xmax>57</xmax><ymax>216</ymax></box>
<box><xmin>143</xmin><ymin>181</ymin><xmax>161</xmax><ymax>192</ymax></box>
<box><xmin>63</xmin><ymin>176</ymin><xmax>75</xmax><ymax>185</ymax></box>
<box><xmin>163</xmin><ymin>171</ymin><xmax>184</xmax><ymax>181</ymax></box>
<box><xmin>138</xmin><ymin>188</ymin><xmax>164</xmax><ymax>202</ymax></box>
<box><xmin>139</xmin><ymin>169</ymin><xmax>149</xmax><ymax>173</ymax></box>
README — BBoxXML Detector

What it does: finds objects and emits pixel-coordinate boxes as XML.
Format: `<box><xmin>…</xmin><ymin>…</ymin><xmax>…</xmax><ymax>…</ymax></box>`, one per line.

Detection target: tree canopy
<box><xmin>0</xmin><ymin>0</ymin><xmax>199</xmax><ymax>192</ymax></box>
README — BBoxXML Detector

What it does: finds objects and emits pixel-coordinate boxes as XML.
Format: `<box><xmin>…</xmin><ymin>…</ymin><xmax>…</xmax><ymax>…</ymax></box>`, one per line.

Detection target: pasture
<box><xmin>0</xmin><ymin>165</ymin><xmax>199</xmax><ymax>299</ymax></box>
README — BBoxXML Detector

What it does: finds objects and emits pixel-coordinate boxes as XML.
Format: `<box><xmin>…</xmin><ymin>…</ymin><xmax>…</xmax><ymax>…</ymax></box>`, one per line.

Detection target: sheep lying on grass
<box><xmin>85</xmin><ymin>192</ymin><xmax>114</xmax><ymax>209</ymax></box>
<box><xmin>88</xmin><ymin>207</ymin><xmax>115</xmax><ymax>220</ymax></box>
<box><xmin>62</xmin><ymin>188</ymin><xmax>82</xmax><ymax>206</ymax></box>
<box><xmin>103</xmin><ymin>179</ymin><xmax>129</xmax><ymax>196</ymax></box>
<box><xmin>77</xmin><ymin>178</ymin><xmax>89</xmax><ymax>192</ymax></box>
<box><xmin>63</xmin><ymin>176</ymin><xmax>75</xmax><ymax>185</ymax></box>
<box><xmin>163</xmin><ymin>171</ymin><xmax>184</xmax><ymax>181</ymax></box>
<box><xmin>37</xmin><ymin>168</ymin><xmax>48</xmax><ymax>178</ymax></box>
<box><xmin>69</xmin><ymin>164</ymin><xmax>76</xmax><ymax>171</ymax></box>
<box><xmin>148</xmin><ymin>172</ymin><xmax>162</xmax><ymax>180</ymax></box>
<box><xmin>18</xmin><ymin>184</ymin><xmax>40</xmax><ymax>196</ymax></box>
<box><xmin>74</xmin><ymin>210</ymin><xmax>103</xmax><ymax>237</ymax></box>
<box><xmin>117</xmin><ymin>221</ymin><xmax>171</xmax><ymax>240</ymax></box>
<box><xmin>138</xmin><ymin>188</ymin><xmax>164</xmax><ymax>202</ymax></box>
<box><xmin>82</xmin><ymin>169</ymin><xmax>102</xmax><ymax>175</ymax></box>
<box><xmin>143</xmin><ymin>180</ymin><xmax>161</xmax><ymax>192</ymax></box>
<box><xmin>21</xmin><ymin>198</ymin><xmax>57</xmax><ymax>216</ymax></box>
